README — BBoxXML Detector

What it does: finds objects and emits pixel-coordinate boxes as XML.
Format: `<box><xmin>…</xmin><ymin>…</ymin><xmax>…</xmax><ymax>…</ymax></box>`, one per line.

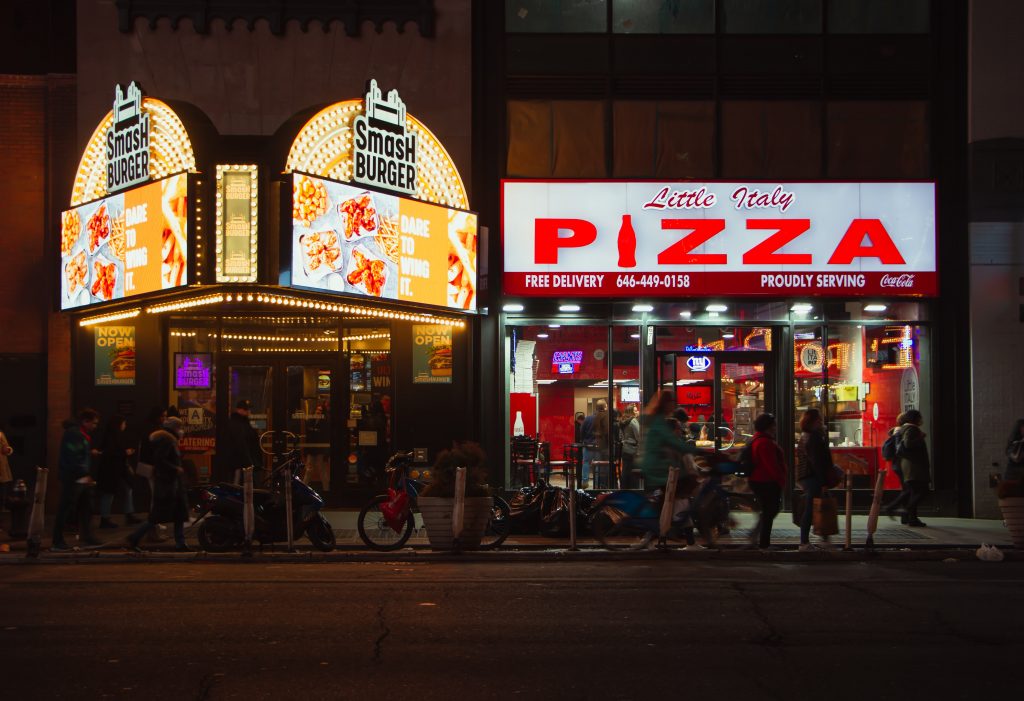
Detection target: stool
<box><xmin>592</xmin><ymin>460</ymin><xmax>611</xmax><ymax>489</ymax></box>
<box><xmin>630</xmin><ymin>469</ymin><xmax>645</xmax><ymax>491</ymax></box>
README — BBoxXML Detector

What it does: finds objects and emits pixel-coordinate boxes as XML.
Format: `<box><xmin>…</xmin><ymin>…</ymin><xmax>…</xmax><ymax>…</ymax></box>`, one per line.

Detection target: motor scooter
<box><xmin>190</xmin><ymin>432</ymin><xmax>335</xmax><ymax>551</ymax></box>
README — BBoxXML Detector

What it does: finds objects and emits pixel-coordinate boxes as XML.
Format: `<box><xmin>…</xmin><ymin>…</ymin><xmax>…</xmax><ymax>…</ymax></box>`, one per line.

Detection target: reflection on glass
<box><xmin>169</xmin><ymin>323</ymin><xmax>216</xmax><ymax>483</ymax></box>
<box><xmin>613</xmin><ymin>0</ymin><xmax>714</xmax><ymax>33</ymax></box>
<box><xmin>229</xmin><ymin>365</ymin><xmax>272</xmax><ymax>479</ymax></box>
<box><xmin>719</xmin><ymin>361</ymin><xmax>767</xmax><ymax>458</ymax></box>
<box><xmin>505</xmin><ymin>0</ymin><xmax>608</xmax><ymax>33</ymax></box>
<box><xmin>287</xmin><ymin>365</ymin><xmax>332</xmax><ymax>492</ymax></box>
<box><xmin>793</xmin><ymin>325</ymin><xmax>826</xmax><ymax>447</ymax></box>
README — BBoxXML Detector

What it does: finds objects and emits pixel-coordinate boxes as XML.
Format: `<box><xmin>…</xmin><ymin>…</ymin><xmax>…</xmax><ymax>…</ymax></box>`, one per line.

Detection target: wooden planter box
<box><xmin>999</xmin><ymin>497</ymin><xmax>1024</xmax><ymax>549</ymax></box>
<box><xmin>418</xmin><ymin>496</ymin><xmax>493</xmax><ymax>551</ymax></box>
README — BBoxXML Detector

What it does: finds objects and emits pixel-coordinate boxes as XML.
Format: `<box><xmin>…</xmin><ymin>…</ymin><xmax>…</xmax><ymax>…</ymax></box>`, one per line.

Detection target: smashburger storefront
<box><xmin>59</xmin><ymin>80</ymin><xmax>478</xmax><ymax>505</ymax></box>
<box><xmin>499</xmin><ymin>180</ymin><xmax>941</xmax><ymax>510</ymax></box>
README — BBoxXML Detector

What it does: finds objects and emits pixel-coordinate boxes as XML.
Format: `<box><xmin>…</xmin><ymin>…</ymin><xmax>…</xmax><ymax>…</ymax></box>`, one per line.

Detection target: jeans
<box><xmin>581</xmin><ymin>447</ymin><xmax>594</xmax><ymax>485</ymax></box>
<box><xmin>130</xmin><ymin>520</ymin><xmax>185</xmax><ymax>547</ymax></box>
<box><xmin>620</xmin><ymin>452</ymin><xmax>636</xmax><ymax>489</ymax></box>
<box><xmin>53</xmin><ymin>481</ymin><xmax>95</xmax><ymax>546</ymax></box>
<box><xmin>798</xmin><ymin>475</ymin><xmax>825</xmax><ymax>544</ymax></box>
<box><xmin>750</xmin><ymin>481</ymin><xmax>781</xmax><ymax>548</ymax></box>
<box><xmin>99</xmin><ymin>485</ymin><xmax>135</xmax><ymax>518</ymax></box>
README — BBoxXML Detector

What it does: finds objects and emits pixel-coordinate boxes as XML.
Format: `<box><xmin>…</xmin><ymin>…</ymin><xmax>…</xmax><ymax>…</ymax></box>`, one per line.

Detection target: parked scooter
<box><xmin>190</xmin><ymin>431</ymin><xmax>335</xmax><ymax>552</ymax></box>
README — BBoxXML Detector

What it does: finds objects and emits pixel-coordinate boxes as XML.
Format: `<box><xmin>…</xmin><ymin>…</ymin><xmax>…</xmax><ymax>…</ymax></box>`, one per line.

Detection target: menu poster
<box><xmin>290</xmin><ymin>173</ymin><xmax>478</xmax><ymax>311</ymax></box>
<box><xmin>61</xmin><ymin>174</ymin><xmax>189</xmax><ymax>310</ymax></box>
<box><xmin>412</xmin><ymin>325</ymin><xmax>453</xmax><ymax>384</ymax></box>
<box><xmin>94</xmin><ymin>326</ymin><xmax>136</xmax><ymax>386</ymax></box>
<box><xmin>217</xmin><ymin>167</ymin><xmax>257</xmax><ymax>281</ymax></box>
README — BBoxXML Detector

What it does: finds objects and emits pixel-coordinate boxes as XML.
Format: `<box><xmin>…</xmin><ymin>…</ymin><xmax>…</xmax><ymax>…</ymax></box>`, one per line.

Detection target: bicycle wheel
<box><xmin>590</xmin><ymin>504</ymin><xmax>655</xmax><ymax>551</ymax></box>
<box><xmin>480</xmin><ymin>496</ymin><xmax>511</xmax><ymax>549</ymax></box>
<box><xmin>357</xmin><ymin>494</ymin><xmax>415</xmax><ymax>550</ymax></box>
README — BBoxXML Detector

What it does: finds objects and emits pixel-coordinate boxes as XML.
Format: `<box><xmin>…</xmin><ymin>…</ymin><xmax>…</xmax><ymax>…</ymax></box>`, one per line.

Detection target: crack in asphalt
<box><xmin>732</xmin><ymin>583</ymin><xmax>784</xmax><ymax>647</ymax></box>
<box><xmin>372</xmin><ymin>604</ymin><xmax>390</xmax><ymax>663</ymax></box>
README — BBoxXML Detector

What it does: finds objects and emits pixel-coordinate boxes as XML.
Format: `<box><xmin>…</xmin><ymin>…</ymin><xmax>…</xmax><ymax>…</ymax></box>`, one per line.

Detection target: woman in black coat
<box><xmin>126</xmin><ymin>417</ymin><xmax>190</xmax><ymax>552</ymax></box>
<box><xmin>97</xmin><ymin>415</ymin><xmax>140</xmax><ymax>528</ymax></box>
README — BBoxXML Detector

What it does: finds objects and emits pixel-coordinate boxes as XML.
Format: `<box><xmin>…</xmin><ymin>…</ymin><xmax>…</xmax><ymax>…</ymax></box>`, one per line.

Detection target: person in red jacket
<box><xmin>748</xmin><ymin>413</ymin><xmax>787</xmax><ymax>550</ymax></box>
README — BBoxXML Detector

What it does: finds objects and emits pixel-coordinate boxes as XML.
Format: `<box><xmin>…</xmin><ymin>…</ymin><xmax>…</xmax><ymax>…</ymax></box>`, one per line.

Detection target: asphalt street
<box><xmin>1</xmin><ymin>560</ymin><xmax>1022</xmax><ymax>700</ymax></box>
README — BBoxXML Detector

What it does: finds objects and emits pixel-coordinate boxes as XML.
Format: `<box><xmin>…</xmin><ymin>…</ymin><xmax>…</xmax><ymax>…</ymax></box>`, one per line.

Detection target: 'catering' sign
<box><xmin>60</xmin><ymin>174</ymin><xmax>189</xmax><ymax>310</ymax></box>
<box><xmin>502</xmin><ymin>181</ymin><xmax>936</xmax><ymax>297</ymax></box>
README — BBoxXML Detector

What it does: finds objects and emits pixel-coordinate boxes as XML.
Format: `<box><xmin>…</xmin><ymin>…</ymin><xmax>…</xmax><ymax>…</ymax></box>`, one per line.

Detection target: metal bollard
<box><xmin>865</xmin><ymin>470</ymin><xmax>886</xmax><ymax>549</ymax></box>
<box><xmin>284</xmin><ymin>467</ymin><xmax>295</xmax><ymax>552</ymax></box>
<box><xmin>242</xmin><ymin>466</ymin><xmax>254</xmax><ymax>557</ymax></box>
<box><xmin>25</xmin><ymin>467</ymin><xmax>48</xmax><ymax>559</ymax></box>
<box><xmin>659</xmin><ymin>466</ymin><xmax>680</xmax><ymax>539</ymax></box>
<box><xmin>844</xmin><ymin>472</ymin><xmax>853</xmax><ymax>551</ymax></box>
<box><xmin>568</xmin><ymin>461</ymin><xmax>578</xmax><ymax>551</ymax></box>
<box><xmin>452</xmin><ymin>467</ymin><xmax>466</xmax><ymax>551</ymax></box>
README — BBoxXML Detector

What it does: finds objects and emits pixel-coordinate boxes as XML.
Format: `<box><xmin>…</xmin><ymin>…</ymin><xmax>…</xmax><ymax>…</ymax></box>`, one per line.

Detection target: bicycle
<box><xmin>356</xmin><ymin>451</ymin><xmax>511</xmax><ymax>550</ymax></box>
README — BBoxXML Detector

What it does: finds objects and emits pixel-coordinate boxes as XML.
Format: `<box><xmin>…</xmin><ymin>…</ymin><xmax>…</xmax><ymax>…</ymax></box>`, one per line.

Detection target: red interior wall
<box><xmin>509</xmin><ymin>393</ymin><xmax>537</xmax><ymax>438</ymax></box>
<box><xmin>539</xmin><ymin>384</ymin><xmax>575</xmax><ymax>454</ymax></box>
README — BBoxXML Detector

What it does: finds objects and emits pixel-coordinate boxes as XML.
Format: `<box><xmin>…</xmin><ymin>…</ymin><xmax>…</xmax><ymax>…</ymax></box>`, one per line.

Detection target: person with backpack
<box><xmin>881</xmin><ymin>414</ymin><xmax>909</xmax><ymax>522</ymax></box>
<box><xmin>747</xmin><ymin>413</ymin><xmax>786</xmax><ymax>550</ymax></box>
<box><xmin>886</xmin><ymin>409</ymin><xmax>931</xmax><ymax>527</ymax></box>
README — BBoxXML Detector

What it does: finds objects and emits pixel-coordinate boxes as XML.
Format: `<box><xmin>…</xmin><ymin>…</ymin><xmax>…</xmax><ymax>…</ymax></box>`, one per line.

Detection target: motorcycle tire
<box><xmin>480</xmin><ymin>495</ymin><xmax>512</xmax><ymax>549</ymax></box>
<box><xmin>197</xmin><ymin>515</ymin><xmax>241</xmax><ymax>553</ymax></box>
<box><xmin>357</xmin><ymin>494</ymin><xmax>415</xmax><ymax>551</ymax></box>
<box><xmin>306</xmin><ymin>516</ymin><xmax>336</xmax><ymax>551</ymax></box>
<box><xmin>590</xmin><ymin>504</ymin><xmax>654</xmax><ymax>551</ymax></box>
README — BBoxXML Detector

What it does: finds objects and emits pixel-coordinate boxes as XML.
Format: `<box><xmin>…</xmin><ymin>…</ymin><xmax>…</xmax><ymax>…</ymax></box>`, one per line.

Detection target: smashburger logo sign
<box><xmin>502</xmin><ymin>181</ymin><xmax>936</xmax><ymax>297</ymax></box>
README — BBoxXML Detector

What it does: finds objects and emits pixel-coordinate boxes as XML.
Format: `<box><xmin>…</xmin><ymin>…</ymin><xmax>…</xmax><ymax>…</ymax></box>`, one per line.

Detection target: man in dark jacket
<box><xmin>52</xmin><ymin>409</ymin><xmax>101</xmax><ymax>550</ymax></box>
<box><xmin>221</xmin><ymin>400</ymin><xmax>261</xmax><ymax>484</ymax></box>
<box><xmin>127</xmin><ymin>417</ymin><xmax>190</xmax><ymax>552</ymax></box>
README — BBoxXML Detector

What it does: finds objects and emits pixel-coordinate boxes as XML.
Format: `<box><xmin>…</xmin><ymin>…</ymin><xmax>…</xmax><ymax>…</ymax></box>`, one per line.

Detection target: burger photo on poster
<box><xmin>428</xmin><ymin>342</ymin><xmax>452</xmax><ymax>377</ymax></box>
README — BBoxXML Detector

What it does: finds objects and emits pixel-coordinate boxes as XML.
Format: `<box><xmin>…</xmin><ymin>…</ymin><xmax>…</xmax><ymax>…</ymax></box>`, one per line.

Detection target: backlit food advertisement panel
<box><xmin>290</xmin><ymin>173</ymin><xmax>478</xmax><ymax>311</ymax></box>
<box><xmin>60</xmin><ymin>174</ymin><xmax>188</xmax><ymax>310</ymax></box>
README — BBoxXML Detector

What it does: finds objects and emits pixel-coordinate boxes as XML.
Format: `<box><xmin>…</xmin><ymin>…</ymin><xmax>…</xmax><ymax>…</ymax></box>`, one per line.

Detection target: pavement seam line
<box><xmin>372</xmin><ymin>603</ymin><xmax>390</xmax><ymax>663</ymax></box>
<box><xmin>732</xmin><ymin>582</ymin><xmax>784</xmax><ymax>647</ymax></box>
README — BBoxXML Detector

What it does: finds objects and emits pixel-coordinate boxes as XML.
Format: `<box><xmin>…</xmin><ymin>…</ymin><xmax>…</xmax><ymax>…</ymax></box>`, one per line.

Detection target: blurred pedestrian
<box><xmin>618</xmin><ymin>405</ymin><xmax>640</xmax><ymax>488</ymax></box>
<box><xmin>222</xmin><ymin>400</ymin><xmax>261</xmax><ymax>485</ymax></box>
<box><xmin>136</xmin><ymin>407</ymin><xmax>168</xmax><ymax>542</ymax></box>
<box><xmin>641</xmin><ymin>390</ymin><xmax>697</xmax><ymax>491</ymax></box>
<box><xmin>126</xmin><ymin>417</ymin><xmax>190</xmax><ymax>552</ymax></box>
<box><xmin>748</xmin><ymin>413</ymin><xmax>786</xmax><ymax>549</ymax></box>
<box><xmin>96</xmin><ymin>414</ymin><xmax>140</xmax><ymax>528</ymax></box>
<box><xmin>795</xmin><ymin>408</ymin><xmax>833</xmax><ymax>551</ymax></box>
<box><xmin>894</xmin><ymin>409</ymin><xmax>931</xmax><ymax>527</ymax></box>
<box><xmin>52</xmin><ymin>409</ymin><xmax>101</xmax><ymax>550</ymax></box>
<box><xmin>581</xmin><ymin>400</ymin><xmax>609</xmax><ymax>489</ymax></box>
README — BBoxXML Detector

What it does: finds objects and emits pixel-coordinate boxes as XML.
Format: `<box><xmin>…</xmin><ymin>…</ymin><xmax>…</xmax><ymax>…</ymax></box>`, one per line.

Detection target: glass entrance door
<box><xmin>221</xmin><ymin>357</ymin><xmax>343</xmax><ymax>493</ymax></box>
<box><xmin>715</xmin><ymin>357</ymin><xmax>770</xmax><ymax>460</ymax></box>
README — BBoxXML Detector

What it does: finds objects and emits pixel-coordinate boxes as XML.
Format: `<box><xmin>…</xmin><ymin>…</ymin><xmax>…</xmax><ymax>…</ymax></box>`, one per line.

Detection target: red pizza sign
<box><xmin>502</xmin><ymin>181</ymin><xmax>936</xmax><ymax>297</ymax></box>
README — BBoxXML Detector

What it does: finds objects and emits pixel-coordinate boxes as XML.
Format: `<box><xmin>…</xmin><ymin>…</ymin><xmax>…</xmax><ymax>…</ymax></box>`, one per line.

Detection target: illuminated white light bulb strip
<box><xmin>71</xmin><ymin>98</ymin><xmax>197</xmax><ymax>206</ymax></box>
<box><xmin>79</xmin><ymin>308</ymin><xmax>142</xmax><ymax>326</ymax></box>
<box><xmin>284</xmin><ymin>100</ymin><xmax>468</xmax><ymax>209</ymax></box>
<box><xmin>146</xmin><ymin>294</ymin><xmax>225</xmax><ymax>314</ymax></box>
<box><xmin>340</xmin><ymin>333</ymin><xmax>391</xmax><ymax>342</ymax></box>
<box><xmin>215</xmin><ymin>165</ymin><xmax>260</xmax><ymax>283</ymax></box>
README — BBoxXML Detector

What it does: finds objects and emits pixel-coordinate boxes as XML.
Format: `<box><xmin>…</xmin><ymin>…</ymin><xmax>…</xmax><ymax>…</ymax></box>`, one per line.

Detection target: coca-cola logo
<box><xmin>880</xmin><ymin>273</ymin><xmax>915</xmax><ymax>288</ymax></box>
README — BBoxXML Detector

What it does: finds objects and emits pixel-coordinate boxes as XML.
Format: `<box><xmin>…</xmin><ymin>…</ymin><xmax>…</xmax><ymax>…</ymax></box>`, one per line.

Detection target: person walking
<box><xmin>0</xmin><ymin>420</ymin><xmax>13</xmax><ymax>501</ymax></box>
<box><xmin>126</xmin><ymin>416</ymin><xmax>191</xmax><ymax>552</ymax></box>
<box><xmin>894</xmin><ymin>409</ymin><xmax>931</xmax><ymax>527</ymax></box>
<box><xmin>640</xmin><ymin>390</ymin><xmax>697</xmax><ymax>491</ymax></box>
<box><xmin>618</xmin><ymin>405</ymin><xmax>640</xmax><ymax>488</ymax></box>
<box><xmin>1004</xmin><ymin>418</ymin><xmax>1024</xmax><ymax>483</ymax></box>
<box><xmin>221</xmin><ymin>400</ymin><xmax>261</xmax><ymax>485</ymax></box>
<box><xmin>580</xmin><ymin>400</ymin><xmax>609</xmax><ymax>488</ymax></box>
<box><xmin>747</xmin><ymin>413</ymin><xmax>786</xmax><ymax>550</ymax></box>
<box><xmin>52</xmin><ymin>409</ymin><xmax>102</xmax><ymax>550</ymax></box>
<box><xmin>96</xmin><ymin>414</ymin><xmax>140</xmax><ymax>528</ymax></box>
<box><xmin>795</xmin><ymin>408</ymin><xmax>833</xmax><ymax>551</ymax></box>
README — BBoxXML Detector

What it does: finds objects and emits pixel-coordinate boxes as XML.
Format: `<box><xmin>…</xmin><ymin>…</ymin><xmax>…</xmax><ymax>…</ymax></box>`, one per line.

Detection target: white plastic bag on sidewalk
<box><xmin>975</xmin><ymin>544</ymin><xmax>1005</xmax><ymax>562</ymax></box>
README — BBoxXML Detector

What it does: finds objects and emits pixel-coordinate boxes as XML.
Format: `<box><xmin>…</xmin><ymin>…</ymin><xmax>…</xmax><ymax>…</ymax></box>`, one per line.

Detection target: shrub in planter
<box><xmin>419</xmin><ymin>442</ymin><xmax>493</xmax><ymax>550</ymax></box>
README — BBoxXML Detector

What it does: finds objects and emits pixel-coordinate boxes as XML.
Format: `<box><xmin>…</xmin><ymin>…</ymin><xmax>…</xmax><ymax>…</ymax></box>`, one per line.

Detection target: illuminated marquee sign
<box><xmin>290</xmin><ymin>173</ymin><xmax>478</xmax><ymax>311</ymax></box>
<box><xmin>61</xmin><ymin>174</ymin><xmax>189</xmax><ymax>310</ymax></box>
<box><xmin>502</xmin><ymin>181</ymin><xmax>937</xmax><ymax>297</ymax></box>
<box><xmin>216</xmin><ymin>165</ymin><xmax>258</xmax><ymax>282</ymax></box>
<box><xmin>106</xmin><ymin>82</ymin><xmax>150</xmax><ymax>193</ymax></box>
<box><xmin>353</xmin><ymin>80</ymin><xmax>417</xmax><ymax>196</ymax></box>
<box><xmin>551</xmin><ymin>350</ymin><xmax>583</xmax><ymax>374</ymax></box>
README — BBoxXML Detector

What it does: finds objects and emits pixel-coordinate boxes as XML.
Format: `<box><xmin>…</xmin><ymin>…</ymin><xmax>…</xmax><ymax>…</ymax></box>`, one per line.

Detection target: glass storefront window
<box><xmin>721</xmin><ymin>0</ymin><xmax>822</xmax><ymax>34</ymax></box>
<box><xmin>793</xmin><ymin>324</ymin><xmax>827</xmax><ymax>446</ymax></box>
<box><xmin>169</xmin><ymin>319</ymin><xmax>217</xmax><ymax>483</ymax></box>
<box><xmin>827</xmin><ymin>0</ymin><xmax>929</xmax><ymax>34</ymax></box>
<box><xmin>656</xmin><ymin>326</ymin><xmax>772</xmax><ymax>352</ymax></box>
<box><xmin>612</xmin><ymin>0</ymin><xmax>715</xmax><ymax>34</ymax></box>
<box><xmin>505</xmin><ymin>0</ymin><xmax>609</xmax><ymax>34</ymax></box>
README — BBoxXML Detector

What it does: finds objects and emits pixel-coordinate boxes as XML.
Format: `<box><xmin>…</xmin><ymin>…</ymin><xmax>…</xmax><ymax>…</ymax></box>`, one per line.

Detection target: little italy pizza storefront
<box><xmin>499</xmin><ymin>179</ymin><xmax>942</xmax><ymax>511</ymax></box>
<box><xmin>58</xmin><ymin>80</ymin><xmax>479</xmax><ymax>505</ymax></box>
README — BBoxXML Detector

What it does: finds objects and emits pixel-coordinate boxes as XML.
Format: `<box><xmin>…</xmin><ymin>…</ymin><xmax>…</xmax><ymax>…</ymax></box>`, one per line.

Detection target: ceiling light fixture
<box><xmin>706</xmin><ymin>304</ymin><xmax>727</xmax><ymax>313</ymax></box>
<box><xmin>559</xmin><ymin>304</ymin><xmax>581</xmax><ymax>312</ymax></box>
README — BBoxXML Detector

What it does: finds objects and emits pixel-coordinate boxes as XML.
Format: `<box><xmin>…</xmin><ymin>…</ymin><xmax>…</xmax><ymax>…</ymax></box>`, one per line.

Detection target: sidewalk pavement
<box><xmin>1</xmin><ymin>509</ymin><xmax>1019</xmax><ymax>563</ymax></box>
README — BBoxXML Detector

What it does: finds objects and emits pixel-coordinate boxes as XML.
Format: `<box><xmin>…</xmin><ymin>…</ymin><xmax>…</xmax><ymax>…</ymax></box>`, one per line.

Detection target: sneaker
<box><xmin>683</xmin><ymin>544</ymin><xmax>706</xmax><ymax>551</ymax></box>
<box><xmin>146</xmin><ymin>528</ymin><xmax>167</xmax><ymax>543</ymax></box>
<box><xmin>817</xmin><ymin>540</ymin><xmax>835</xmax><ymax>550</ymax></box>
<box><xmin>99</xmin><ymin>518</ymin><xmax>118</xmax><ymax>529</ymax></box>
<box><xmin>127</xmin><ymin>544</ymin><xmax>143</xmax><ymax>553</ymax></box>
<box><xmin>798</xmin><ymin>543</ymin><xmax>821</xmax><ymax>552</ymax></box>
<box><xmin>907</xmin><ymin>519</ymin><xmax>927</xmax><ymax>527</ymax></box>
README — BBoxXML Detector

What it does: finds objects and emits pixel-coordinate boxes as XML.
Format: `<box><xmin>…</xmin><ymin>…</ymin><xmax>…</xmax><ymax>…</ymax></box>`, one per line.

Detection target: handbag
<box><xmin>136</xmin><ymin>461</ymin><xmax>154</xmax><ymax>480</ymax></box>
<box><xmin>824</xmin><ymin>464</ymin><xmax>845</xmax><ymax>489</ymax></box>
<box><xmin>813</xmin><ymin>493</ymin><xmax>839</xmax><ymax>536</ymax></box>
<box><xmin>379</xmin><ymin>488</ymin><xmax>409</xmax><ymax>533</ymax></box>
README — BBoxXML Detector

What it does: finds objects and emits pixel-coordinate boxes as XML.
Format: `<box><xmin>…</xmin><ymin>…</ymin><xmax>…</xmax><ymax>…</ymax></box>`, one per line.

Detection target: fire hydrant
<box><xmin>6</xmin><ymin>479</ymin><xmax>29</xmax><ymax>538</ymax></box>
